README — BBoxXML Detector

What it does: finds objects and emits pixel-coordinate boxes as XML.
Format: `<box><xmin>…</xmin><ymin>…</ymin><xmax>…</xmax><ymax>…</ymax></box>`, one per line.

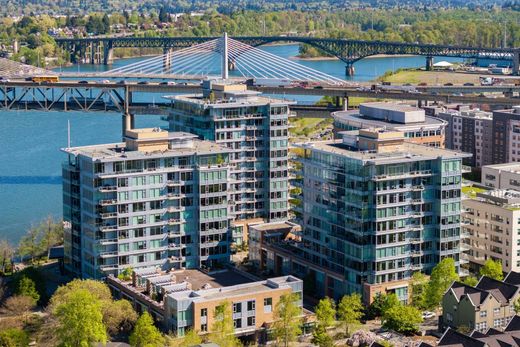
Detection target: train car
<box><xmin>32</xmin><ymin>75</ymin><xmax>59</xmax><ymax>83</ymax></box>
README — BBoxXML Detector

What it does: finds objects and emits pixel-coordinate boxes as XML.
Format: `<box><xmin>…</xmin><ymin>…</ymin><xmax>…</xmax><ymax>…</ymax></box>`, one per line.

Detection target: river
<box><xmin>0</xmin><ymin>44</ymin><xmax>463</xmax><ymax>243</ymax></box>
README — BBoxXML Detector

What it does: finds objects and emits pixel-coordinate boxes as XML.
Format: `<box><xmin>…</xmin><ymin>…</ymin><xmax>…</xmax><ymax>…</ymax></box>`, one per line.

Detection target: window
<box><xmin>234</xmin><ymin>319</ymin><xmax>242</xmax><ymax>329</ymax></box>
<box><xmin>233</xmin><ymin>303</ymin><xmax>242</xmax><ymax>313</ymax></box>
<box><xmin>201</xmin><ymin>308</ymin><xmax>207</xmax><ymax>317</ymax></box>
<box><xmin>494</xmin><ymin>307</ymin><xmax>501</xmax><ymax>316</ymax></box>
<box><xmin>200</xmin><ymin>324</ymin><xmax>207</xmax><ymax>332</ymax></box>
<box><xmin>247</xmin><ymin>300</ymin><xmax>255</xmax><ymax>311</ymax></box>
<box><xmin>247</xmin><ymin>316</ymin><xmax>255</xmax><ymax>326</ymax></box>
<box><xmin>480</xmin><ymin>310</ymin><xmax>487</xmax><ymax>317</ymax></box>
<box><xmin>446</xmin><ymin>312</ymin><xmax>453</xmax><ymax>323</ymax></box>
<box><xmin>264</xmin><ymin>297</ymin><xmax>272</xmax><ymax>313</ymax></box>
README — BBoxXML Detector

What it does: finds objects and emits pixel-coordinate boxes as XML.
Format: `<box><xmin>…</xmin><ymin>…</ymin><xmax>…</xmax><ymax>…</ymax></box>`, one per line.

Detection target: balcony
<box><xmin>99</xmin><ymin>199</ymin><xmax>117</xmax><ymax>206</ymax></box>
<box><xmin>410</xmin><ymin>263</ymin><xmax>423</xmax><ymax>271</ymax></box>
<box><xmin>372</xmin><ymin>170</ymin><xmax>432</xmax><ymax>181</ymax></box>
<box><xmin>100</xmin><ymin>212</ymin><xmax>117</xmax><ymax>219</ymax></box>
<box><xmin>99</xmin><ymin>238</ymin><xmax>118</xmax><ymax>245</ymax></box>
<box><xmin>98</xmin><ymin>185</ymin><xmax>117</xmax><ymax>193</ymax></box>
<box><xmin>166</xmin><ymin>193</ymin><xmax>182</xmax><ymax>200</ymax></box>
<box><xmin>99</xmin><ymin>251</ymin><xmax>118</xmax><ymax>258</ymax></box>
<box><xmin>462</xmin><ymin>165</ymin><xmax>472</xmax><ymax>173</ymax></box>
<box><xmin>99</xmin><ymin>264</ymin><xmax>119</xmax><ymax>271</ymax></box>
<box><xmin>167</xmin><ymin>218</ymin><xmax>184</xmax><ymax>225</ymax></box>
<box><xmin>169</xmin><ymin>256</ymin><xmax>183</xmax><ymax>262</ymax></box>
<box><xmin>411</xmin><ymin>199</ymin><xmax>424</xmax><ymax>204</ymax></box>
<box><xmin>409</xmin><ymin>238</ymin><xmax>422</xmax><ymax>244</ymax></box>
<box><xmin>99</xmin><ymin>225</ymin><xmax>118</xmax><ymax>232</ymax></box>
<box><xmin>412</xmin><ymin>185</ymin><xmax>425</xmax><ymax>191</ymax></box>
<box><xmin>167</xmin><ymin>180</ymin><xmax>182</xmax><ymax>187</ymax></box>
<box><xmin>410</xmin><ymin>250</ymin><xmax>423</xmax><ymax>256</ymax></box>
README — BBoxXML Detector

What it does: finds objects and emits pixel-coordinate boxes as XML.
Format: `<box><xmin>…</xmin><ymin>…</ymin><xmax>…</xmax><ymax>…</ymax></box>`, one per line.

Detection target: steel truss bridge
<box><xmin>55</xmin><ymin>36</ymin><xmax>520</xmax><ymax>75</ymax></box>
<box><xmin>1</xmin><ymin>80</ymin><xmax>520</xmax><ymax>118</ymax></box>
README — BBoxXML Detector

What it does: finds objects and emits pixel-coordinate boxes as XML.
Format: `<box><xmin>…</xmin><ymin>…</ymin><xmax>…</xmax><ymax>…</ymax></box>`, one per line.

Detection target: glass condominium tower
<box><xmin>62</xmin><ymin>129</ymin><xmax>232</xmax><ymax>279</ymax></box>
<box><xmin>296</xmin><ymin>129</ymin><xmax>470</xmax><ymax>303</ymax></box>
<box><xmin>165</xmin><ymin>81</ymin><xmax>293</xmax><ymax>241</ymax></box>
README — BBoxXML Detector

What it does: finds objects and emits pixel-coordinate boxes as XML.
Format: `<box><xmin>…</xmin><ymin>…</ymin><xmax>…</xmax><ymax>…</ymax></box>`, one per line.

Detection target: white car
<box><xmin>422</xmin><ymin>311</ymin><xmax>435</xmax><ymax>319</ymax></box>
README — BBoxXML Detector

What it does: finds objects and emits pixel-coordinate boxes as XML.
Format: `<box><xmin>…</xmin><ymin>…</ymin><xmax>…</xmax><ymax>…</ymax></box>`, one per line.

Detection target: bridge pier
<box><xmin>163</xmin><ymin>48</ymin><xmax>174</xmax><ymax>73</ymax></box>
<box><xmin>228</xmin><ymin>59</ymin><xmax>236</xmax><ymax>71</ymax></box>
<box><xmin>513</xmin><ymin>51</ymin><xmax>520</xmax><ymax>76</ymax></box>
<box><xmin>426</xmin><ymin>56</ymin><xmax>434</xmax><ymax>71</ymax></box>
<box><xmin>345</xmin><ymin>62</ymin><xmax>355</xmax><ymax>76</ymax></box>
<box><xmin>104</xmin><ymin>42</ymin><xmax>114</xmax><ymax>65</ymax></box>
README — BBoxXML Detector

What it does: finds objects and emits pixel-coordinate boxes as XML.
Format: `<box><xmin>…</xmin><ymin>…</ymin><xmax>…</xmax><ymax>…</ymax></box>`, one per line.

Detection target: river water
<box><xmin>0</xmin><ymin>44</ymin><xmax>463</xmax><ymax>243</ymax></box>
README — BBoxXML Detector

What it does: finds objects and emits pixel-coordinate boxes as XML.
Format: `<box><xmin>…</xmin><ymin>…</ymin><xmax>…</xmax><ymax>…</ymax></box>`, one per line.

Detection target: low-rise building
<box><xmin>107</xmin><ymin>268</ymin><xmax>307</xmax><ymax>339</ymax></box>
<box><xmin>462</xmin><ymin>189</ymin><xmax>520</xmax><ymax>273</ymax></box>
<box><xmin>482</xmin><ymin>163</ymin><xmax>520</xmax><ymax>190</ymax></box>
<box><xmin>441</xmin><ymin>276</ymin><xmax>520</xmax><ymax>333</ymax></box>
<box><xmin>332</xmin><ymin>102</ymin><xmax>446</xmax><ymax>148</ymax></box>
<box><xmin>431</xmin><ymin>316</ymin><xmax>520</xmax><ymax>347</ymax></box>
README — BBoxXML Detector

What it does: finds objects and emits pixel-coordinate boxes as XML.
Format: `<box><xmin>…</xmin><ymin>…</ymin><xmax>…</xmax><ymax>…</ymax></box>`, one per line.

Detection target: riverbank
<box><xmin>380</xmin><ymin>69</ymin><xmax>480</xmax><ymax>84</ymax></box>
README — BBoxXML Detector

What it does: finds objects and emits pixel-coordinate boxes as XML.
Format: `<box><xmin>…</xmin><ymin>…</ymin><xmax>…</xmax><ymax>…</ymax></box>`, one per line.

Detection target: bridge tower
<box><xmin>103</xmin><ymin>41</ymin><xmax>114</xmax><ymax>65</ymax></box>
<box><xmin>222</xmin><ymin>32</ymin><xmax>229</xmax><ymax>79</ymax></box>
<box><xmin>163</xmin><ymin>48</ymin><xmax>174</xmax><ymax>73</ymax></box>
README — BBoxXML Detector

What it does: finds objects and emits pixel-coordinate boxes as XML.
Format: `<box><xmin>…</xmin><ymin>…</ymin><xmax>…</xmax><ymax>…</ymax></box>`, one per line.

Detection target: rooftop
<box><xmin>169</xmin><ymin>269</ymin><xmax>254</xmax><ymax>291</ymax></box>
<box><xmin>62</xmin><ymin>130</ymin><xmax>230</xmax><ymax>162</ymax></box>
<box><xmin>164</xmin><ymin>92</ymin><xmax>295</xmax><ymax>108</ymax></box>
<box><xmin>483</xmin><ymin>162</ymin><xmax>520</xmax><ymax>174</ymax></box>
<box><xmin>467</xmin><ymin>188</ymin><xmax>520</xmax><ymax>209</ymax></box>
<box><xmin>249</xmin><ymin>221</ymin><xmax>300</xmax><ymax>232</ymax></box>
<box><xmin>296</xmin><ymin>138</ymin><xmax>470</xmax><ymax>165</ymax></box>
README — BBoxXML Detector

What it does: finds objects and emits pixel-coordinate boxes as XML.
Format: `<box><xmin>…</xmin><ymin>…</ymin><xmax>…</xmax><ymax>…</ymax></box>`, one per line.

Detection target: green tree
<box><xmin>50</xmin><ymin>279</ymin><xmax>137</xmax><ymax>336</ymax></box>
<box><xmin>462</xmin><ymin>275</ymin><xmax>479</xmax><ymax>287</ymax></box>
<box><xmin>410</xmin><ymin>272</ymin><xmax>428</xmax><ymax>309</ymax></box>
<box><xmin>424</xmin><ymin>258</ymin><xmax>459</xmax><ymax>309</ymax></box>
<box><xmin>129</xmin><ymin>312</ymin><xmax>164</xmax><ymax>347</ymax></box>
<box><xmin>210</xmin><ymin>301</ymin><xmax>241</xmax><ymax>347</ymax></box>
<box><xmin>0</xmin><ymin>328</ymin><xmax>30</xmax><ymax>347</ymax></box>
<box><xmin>0</xmin><ymin>240</ymin><xmax>14</xmax><ymax>274</ymax></box>
<box><xmin>311</xmin><ymin>325</ymin><xmax>334</xmax><ymax>347</ymax></box>
<box><xmin>337</xmin><ymin>293</ymin><xmax>364</xmax><ymax>337</ymax></box>
<box><xmin>382</xmin><ymin>304</ymin><xmax>423</xmax><ymax>334</ymax></box>
<box><xmin>312</xmin><ymin>298</ymin><xmax>336</xmax><ymax>346</ymax></box>
<box><xmin>315</xmin><ymin>297</ymin><xmax>336</xmax><ymax>328</ymax></box>
<box><xmin>168</xmin><ymin>329</ymin><xmax>202</xmax><ymax>347</ymax></box>
<box><xmin>16</xmin><ymin>276</ymin><xmax>40</xmax><ymax>304</ymax></box>
<box><xmin>54</xmin><ymin>288</ymin><xmax>107</xmax><ymax>346</ymax></box>
<box><xmin>272</xmin><ymin>293</ymin><xmax>302</xmax><ymax>347</ymax></box>
<box><xmin>480</xmin><ymin>259</ymin><xmax>504</xmax><ymax>280</ymax></box>
<box><xmin>18</xmin><ymin>225</ymin><xmax>43</xmax><ymax>264</ymax></box>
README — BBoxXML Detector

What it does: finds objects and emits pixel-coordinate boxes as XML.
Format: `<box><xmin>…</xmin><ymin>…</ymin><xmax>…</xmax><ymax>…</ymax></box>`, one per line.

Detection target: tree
<box><xmin>159</xmin><ymin>7</ymin><xmax>169</xmax><ymax>23</ymax></box>
<box><xmin>50</xmin><ymin>279</ymin><xmax>137</xmax><ymax>336</ymax></box>
<box><xmin>0</xmin><ymin>240</ymin><xmax>14</xmax><ymax>274</ymax></box>
<box><xmin>2</xmin><ymin>295</ymin><xmax>35</xmax><ymax>323</ymax></box>
<box><xmin>312</xmin><ymin>298</ymin><xmax>336</xmax><ymax>346</ymax></box>
<box><xmin>462</xmin><ymin>275</ymin><xmax>479</xmax><ymax>287</ymax></box>
<box><xmin>424</xmin><ymin>258</ymin><xmax>459</xmax><ymax>309</ymax></box>
<box><xmin>338</xmin><ymin>293</ymin><xmax>364</xmax><ymax>337</ymax></box>
<box><xmin>311</xmin><ymin>325</ymin><xmax>334</xmax><ymax>347</ymax></box>
<box><xmin>18</xmin><ymin>226</ymin><xmax>43</xmax><ymax>264</ymax></box>
<box><xmin>480</xmin><ymin>259</ymin><xmax>504</xmax><ymax>280</ymax></box>
<box><xmin>16</xmin><ymin>276</ymin><xmax>39</xmax><ymax>305</ymax></box>
<box><xmin>129</xmin><ymin>312</ymin><xmax>164</xmax><ymax>347</ymax></box>
<box><xmin>0</xmin><ymin>328</ymin><xmax>30</xmax><ymax>347</ymax></box>
<box><xmin>104</xmin><ymin>299</ymin><xmax>138</xmax><ymax>335</ymax></box>
<box><xmin>54</xmin><ymin>288</ymin><xmax>107</xmax><ymax>346</ymax></box>
<box><xmin>210</xmin><ymin>301</ymin><xmax>241</xmax><ymax>347</ymax></box>
<box><xmin>382</xmin><ymin>304</ymin><xmax>423</xmax><ymax>334</ymax></box>
<box><xmin>315</xmin><ymin>297</ymin><xmax>336</xmax><ymax>329</ymax></box>
<box><xmin>272</xmin><ymin>293</ymin><xmax>302</xmax><ymax>347</ymax></box>
<box><xmin>168</xmin><ymin>329</ymin><xmax>202</xmax><ymax>347</ymax></box>
<box><xmin>410</xmin><ymin>272</ymin><xmax>428</xmax><ymax>310</ymax></box>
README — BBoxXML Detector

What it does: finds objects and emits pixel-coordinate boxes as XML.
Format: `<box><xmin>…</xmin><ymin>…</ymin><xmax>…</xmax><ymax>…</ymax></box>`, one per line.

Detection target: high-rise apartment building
<box><xmin>462</xmin><ymin>189</ymin><xmax>520</xmax><ymax>273</ymax></box>
<box><xmin>482</xmin><ymin>163</ymin><xmax>520</xmax><ymax>189</ymax></box>
<box><xmin>264</xmin><ymin>129</ymin><xmax>470</xmax><ymax>303</ymax></box>
<box><xmin>165</xmin><ymin>81</ymin><xmax>293</xmax><ymax>239</ymax></box>
<box><xmin>62</xmin><ymin>128</ymin><xmax>232</xmax><ymax>279</ymax></box>
<box><xmin>436</xmin><ymin>107</ymin><xmax>493</xmax><ymax>168</ymax></box>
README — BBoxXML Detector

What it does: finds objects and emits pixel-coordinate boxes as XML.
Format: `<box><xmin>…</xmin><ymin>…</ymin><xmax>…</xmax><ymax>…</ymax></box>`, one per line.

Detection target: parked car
<box><xmin>444</xmin><ymin>83</ymin><xmax>454</xmax><ymax>86</ymax></box>
<box><xmin>78</xmin><ymin>80</ymin><xmax>89</xmax><ymax>84</ymax></box>
<box><xmin>422</xmin><ymin>311</ymin><xmax>435</xmax><ymax>319</ymax></box>
<box><xmin>464</xmin><ymin>83</ymin><xmax>475</xmax><ymax>86</ymax></box>
<box><xmin>137</xmin><ymin>81</ymin><xmax>149</xmax><ymax>85</ymax></box>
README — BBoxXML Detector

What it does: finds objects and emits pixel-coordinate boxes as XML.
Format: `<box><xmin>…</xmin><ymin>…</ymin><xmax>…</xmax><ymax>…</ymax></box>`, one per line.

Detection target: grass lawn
<box><xmin>381</xmin><ymin>70</ymin><xmax>481</xmax><ymax>85</ymax></box>
<box><xmin>348</xmin><ymin>96</ymin><xmax>386</xmax><ymax>107</ymax></box>
<box><xmin>290</xmin><ymin>117</ymin><xmax>332</xmax><ymax>137</ymax></box>
<box><xmin>461</xmin><ymin>186</ymin><xmax>487</xmax><ymax>198</ymax></box>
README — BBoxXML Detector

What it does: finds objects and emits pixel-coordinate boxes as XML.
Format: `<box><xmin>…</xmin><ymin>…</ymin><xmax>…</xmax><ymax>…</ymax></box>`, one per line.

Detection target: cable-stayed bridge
<box><xmin>55</xmin><ymin>35</ymin><xmax>520</xmax><ymax>76</ymax></box>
